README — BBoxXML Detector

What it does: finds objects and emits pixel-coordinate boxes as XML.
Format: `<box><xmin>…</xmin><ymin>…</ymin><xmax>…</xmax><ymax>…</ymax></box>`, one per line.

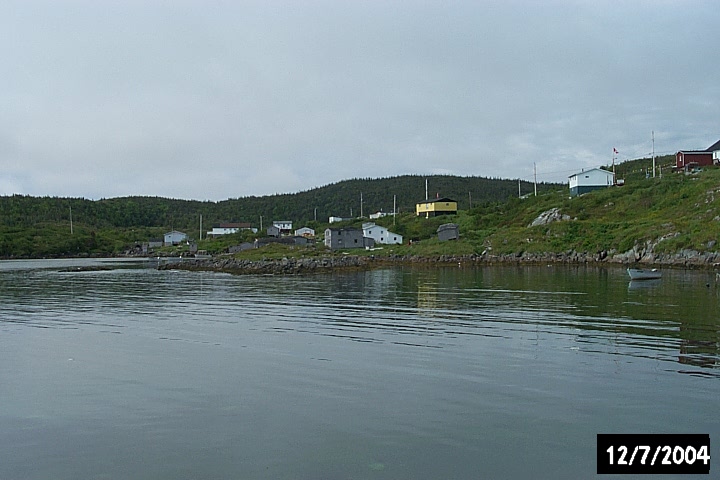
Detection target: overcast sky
<box><xmin>2</xmin><ymin>1</ymin><xmax>718</xmax><ymax>201</ymax></box>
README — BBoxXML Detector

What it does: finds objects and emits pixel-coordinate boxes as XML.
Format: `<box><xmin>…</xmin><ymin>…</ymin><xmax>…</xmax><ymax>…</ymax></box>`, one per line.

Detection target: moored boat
<box><xmin>627</xmin><ymin>268</ymin><xmax>661</xmax><ymax>280</ymax></box>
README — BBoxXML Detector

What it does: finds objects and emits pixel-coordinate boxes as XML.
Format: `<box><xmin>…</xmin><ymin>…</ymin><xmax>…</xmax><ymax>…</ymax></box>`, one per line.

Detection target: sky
<box><xmin>1</xmin><ymin>0</ymin><xmax>719</xmax><ymax>201</ymax></box>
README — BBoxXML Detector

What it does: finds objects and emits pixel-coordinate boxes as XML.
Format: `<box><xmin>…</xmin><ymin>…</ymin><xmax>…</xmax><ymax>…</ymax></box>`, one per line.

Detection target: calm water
<box><xmin>1</xmin><ymin>259</ymin><xmax>718</xmax><ymax>479</ymax></box>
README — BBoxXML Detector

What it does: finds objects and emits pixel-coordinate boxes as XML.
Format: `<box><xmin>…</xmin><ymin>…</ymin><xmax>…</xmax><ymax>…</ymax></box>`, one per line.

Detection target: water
<box><xmin>1</xmin><ymin>259</ymin><xmax>718</xmax><ymax>479</ymax></box>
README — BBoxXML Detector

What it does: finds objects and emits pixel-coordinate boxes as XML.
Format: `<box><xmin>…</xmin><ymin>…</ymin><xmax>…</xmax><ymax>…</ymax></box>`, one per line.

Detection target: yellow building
<box><xmin>415</xmin><ymin>197</ymin><xmax>458</xmax><ymax>218</ymax></box>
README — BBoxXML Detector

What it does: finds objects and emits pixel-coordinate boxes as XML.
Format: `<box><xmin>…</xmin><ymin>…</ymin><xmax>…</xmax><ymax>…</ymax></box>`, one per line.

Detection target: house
<box><xmin>568</xmin><ymin>167</ymin><xmax>615</xmax><ymax>196</ymax></box>
<box><xmin>294</xmin><ymin>227</ymin><xmax>315</xmax><ymax>238</ymax></box>
<box><xmin>676</xmin><ymin>139</ymin><xmax>720</xmax><ymax>170</ymax></box>
<box><xmin>267</xmin><ymin>225</ymin><xmax>281</xmax><ymax>237</ymax></box>
<box><xmin>416</xmin><ymin>197</ymin><xmax>458</xmax><ymax>218</ymax></box>
<box><xmin>272</xmin><ymin>221</ymin><xmax>293</xmax><ymax>235</ymax></box>
<box><xmin>324</xmin><ymin>227</ymin><xmax>368</xmax><ymax>250</ymax></box>
<box><xmin>362</xmin><ymin>222</ymin><xmax>403</xmax><ymax>245</ymax></box>
<box><xmin>369</xmin><ymin>211</ymin><xmax>394</xmax><ymax>220</ymax></box>
<box><xmin>437</xmin><ymin>223</ymin><xmax>460</xmax><ymax>242</ymax></box>
<box><xmin>163</xmin><ymin>230</ymin><xmax>187</xmax><ymax>246</ymax></box>
<box><xmin>206</xmin><ymin>222</ymin><xmax>255</xmax><ymax>237</ymax></box>
<box><xmin>329</xmin><ymin>216</ymin><xmax>352</xmax><ymax>223</ymax></box>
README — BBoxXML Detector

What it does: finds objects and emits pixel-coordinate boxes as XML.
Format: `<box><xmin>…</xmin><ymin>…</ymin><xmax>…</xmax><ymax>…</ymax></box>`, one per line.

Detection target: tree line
<box><xmin>1</xmin><ymin>175</ymin><xmax>560</xmax><ymax>232</ymax></box>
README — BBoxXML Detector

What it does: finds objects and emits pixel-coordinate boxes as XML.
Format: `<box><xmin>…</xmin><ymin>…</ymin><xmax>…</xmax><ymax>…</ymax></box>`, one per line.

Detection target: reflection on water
<box><xmin>0</xmin><ymin>260</ymin><xmax>719</xmax><ymax>479</ymax></box>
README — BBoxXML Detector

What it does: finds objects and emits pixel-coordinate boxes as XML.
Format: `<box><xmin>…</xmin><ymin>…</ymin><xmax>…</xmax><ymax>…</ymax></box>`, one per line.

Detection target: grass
<box><xmin>209</xmin><ymin>167</ymin><xmax>720</xmax><ymax>262</ymax></box>
<box><xmin>8</xmin><ymin>158</ymin><xmax>719</xmax><ymax>261</ymax></box>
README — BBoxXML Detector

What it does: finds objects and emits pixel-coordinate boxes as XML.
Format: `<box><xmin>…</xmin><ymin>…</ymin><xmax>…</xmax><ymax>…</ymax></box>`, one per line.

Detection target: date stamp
<box><xmin>597</xmin><ymin>434</ymin><xmax>710</xmax><ymax>474</ymax></box>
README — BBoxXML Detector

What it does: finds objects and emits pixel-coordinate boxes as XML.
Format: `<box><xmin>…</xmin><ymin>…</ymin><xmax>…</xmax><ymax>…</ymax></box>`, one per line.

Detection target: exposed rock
<box><xmin>528</xmin><ymin>208</ymin><xmax>571</xmax><ymax>228</ymax></box>
<box><xmin>157</xmin><ymin>244</ymin><xmax>720</xmax><ymax>276</ymax></box>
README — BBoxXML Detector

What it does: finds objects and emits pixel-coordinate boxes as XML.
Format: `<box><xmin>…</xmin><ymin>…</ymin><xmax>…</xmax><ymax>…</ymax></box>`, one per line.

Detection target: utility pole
<box><xmin>425</xmin><ymin>178</ymin><xmax>428</xmax><ymax>201</ymax></box>
<box><xmin>199</xmin><ymin>214</ymin><xmax>202</xmax><ymax>241</ymax></box>
<box><xmin>259</xmin><ymin>215</ymin><xmax>263</xmax><ymax>232</ymax></box>
<box><xmin>360</xmin><ymin>192</ymin><xmax>363</xmax><ymax>218</ymax></box>
<box><xmin>314</xmin><ymin>208</ymin><xmax>317</xmax><ymax>222</ymax></box>
<box><xmin>393</xmin><ymin>195</ymin><xmax>396</xmax><ymax>227</ymax></box>
<box><xmin>652</xmin><ymin>130</ymin><xmax>656</xmax><ymax>178</ymax></box>
<box><xmin>468</xmin><ymin>191</ymin><xmax>472</xmax><ymax>209</ymax></box>
<box><xmin>533</xmin><ymin>163</ymin><xmax>537</xmax><ymax>196</ymax></box>
<box><xmin>518</xmin><ymin>179</ymin><xmax>521</xmax><ymax>198</ymax></box>
<box><xmin>69</xmin><ymin>205</ymin><xmax>73</xmax><ymax>235</ymax></box>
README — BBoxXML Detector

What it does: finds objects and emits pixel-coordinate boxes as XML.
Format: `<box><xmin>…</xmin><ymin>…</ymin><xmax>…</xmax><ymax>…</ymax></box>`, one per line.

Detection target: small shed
<box><xmin>294</xmin><ymin>227</ymin><xmax>315</xmax><ymax>238</ymax></box>
<box><xmin>267</xmin><ymin>225</ymin><xmax>281</xmax><ymax>238</ymax></box>
<box><xmin>164</xmin><ymin>230</ymin><xmax>187</xmax><ymax>246</ymax></box>
<box><xmin>568</xmin><ymin>168</ymin><xmax>615</xmax><ymax>196</ymax></box>
<box><xmin>437</xmin><ymin>223</ymin><xmax>459</xmax><ymax>242</ymax></box>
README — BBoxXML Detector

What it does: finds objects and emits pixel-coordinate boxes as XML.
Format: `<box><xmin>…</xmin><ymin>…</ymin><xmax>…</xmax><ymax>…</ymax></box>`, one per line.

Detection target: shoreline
<box><xmin>157</xmin><ymin>249</ymin><xmax>720</xmax><ymax>275</ymax></box>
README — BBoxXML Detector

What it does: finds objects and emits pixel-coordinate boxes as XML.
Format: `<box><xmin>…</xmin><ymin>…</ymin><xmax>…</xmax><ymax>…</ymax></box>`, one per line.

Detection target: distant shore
<box><xmin>156</xmin><ymin>248</ymin><xmax>720</xmax><ymax>275</ymax></box>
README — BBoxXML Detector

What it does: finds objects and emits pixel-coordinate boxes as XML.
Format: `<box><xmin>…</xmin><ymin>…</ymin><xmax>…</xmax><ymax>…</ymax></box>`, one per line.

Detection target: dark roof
<box><xmin>678</xmin><ymin>139</ymin><xmax>720</xmax><ymax>154</ymax></box>
<box><xmin>706</xmin><ymin>139</ymin><xmax>720</xmax><ymax>152</ymax></box>
<box><xmin>437</xmin><ymin>223</ymin><xmax>459</xmax><ymax>232</ymax></box>
<box><xmin>326</xmin><ymin>227</ymin><xmax>362</xmax><ymax>232</ymax></box>
<box><xmin>417</xmin><ymin>197</ymin><xmax>456</xmax><ymax>204</ymax></box>
<box><xmin>219</xmin><ymin>222</ymin><xmax>251</xmax><ymax>228</ymax></box>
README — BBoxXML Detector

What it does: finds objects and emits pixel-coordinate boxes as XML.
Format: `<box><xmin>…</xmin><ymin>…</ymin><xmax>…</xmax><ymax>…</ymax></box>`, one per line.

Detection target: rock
<box><xmin>528</xmin><ymin>208</ymin><xmax>571</xmax><ymax>228</ymax></box>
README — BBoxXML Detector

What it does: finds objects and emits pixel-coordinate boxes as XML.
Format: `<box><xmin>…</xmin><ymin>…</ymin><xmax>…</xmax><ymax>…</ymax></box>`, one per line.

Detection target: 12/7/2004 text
<box><xmin>597</xmin><ymin>434</ymin><xmax>710</xmax><ymax>474</ymax></box>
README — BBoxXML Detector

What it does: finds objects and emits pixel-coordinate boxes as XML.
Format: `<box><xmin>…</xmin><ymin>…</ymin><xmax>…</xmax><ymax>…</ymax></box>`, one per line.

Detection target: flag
<box><xmin>613</xmin><ymin>147</ymin><xmax>618</xmax><ymax>154</ymax></box>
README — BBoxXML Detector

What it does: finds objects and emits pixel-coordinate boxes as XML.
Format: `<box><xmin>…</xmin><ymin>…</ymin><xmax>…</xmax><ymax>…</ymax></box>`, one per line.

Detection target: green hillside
<box><xmin>461</xmin><ymin>158</ymin><xmax>719</xmax><ymax>257</ymax></box>
<box><xmin>5</xmin><ymin>156</ymin><xmax>720</xmax><ymax>262</ymax></box>
<box><xmin>0</xmin><ymin>175</ymin><xmax>556</xmax><ymax>257</ymax></box>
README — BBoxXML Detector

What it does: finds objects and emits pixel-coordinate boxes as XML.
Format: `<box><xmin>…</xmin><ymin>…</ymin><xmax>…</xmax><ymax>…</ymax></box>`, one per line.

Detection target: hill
<box><xmin>0</xmin><ymin>174</ymin><xmax>558</xmax><ymax>257</ymax></box>
<box><xmin>7</xmin><ymin>155</ymin><xmax>720</xmax><ymax>265</ymax></box>
<box><xmin>225</xmin><ymin>154</ymin><xmax>720</xmax><ymax>265</ymax></box>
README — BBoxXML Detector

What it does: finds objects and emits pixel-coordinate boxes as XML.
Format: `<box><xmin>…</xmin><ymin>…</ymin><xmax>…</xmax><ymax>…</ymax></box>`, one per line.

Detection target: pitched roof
<box><xmin>568</xmin><ymin>167</ymin><xmax>614</xmax><ymax>178</ymax></box>
<box><xmin>416</xmin><ymin>197</ymin><xmax>456</xmax><ymax>204</ymax></box>
<box><xmin>677</xmin><ymin>139</ymin><xmax>720</xmax><ymax>154</ymax></box>
<box><xmin>218</xmin><ymin>222</ymin><xmax>251</xmax><ymax>228</ymax></box>
<box><xmin>706</xmin><ymin>139</ymin><xmax>720</xmax><ymax>152</ymax></box>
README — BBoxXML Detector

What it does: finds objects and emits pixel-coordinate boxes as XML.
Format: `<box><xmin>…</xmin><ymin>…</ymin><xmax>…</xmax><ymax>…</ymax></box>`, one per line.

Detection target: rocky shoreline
<box><xmin>157</xmin><ymin>247</ymin><xmax>720</xmax><ymax>275</ymax></box>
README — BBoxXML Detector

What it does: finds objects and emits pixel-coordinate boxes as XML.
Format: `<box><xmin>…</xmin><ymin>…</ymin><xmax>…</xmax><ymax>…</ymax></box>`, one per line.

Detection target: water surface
<box><xmin>1</xmin><ymin>260</ymin><xmax>718</xmax><ymax>479</ymax></box>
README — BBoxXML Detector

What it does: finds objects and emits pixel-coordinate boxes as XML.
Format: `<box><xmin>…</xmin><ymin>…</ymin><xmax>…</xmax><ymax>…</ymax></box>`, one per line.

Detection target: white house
<box><xmin>206</xmin><ymin>223</ymin><xmax>255</xmax><ymax>237</ymax></box>
<box><xmin>294</xmin><ymin>227</ymin><xmax>315</xmax><ymax>238</ymax></box>
<box><xmin>164</xmin><ymin>230</ymin><xmax>187</xmax><ymax>246</ymax></box>
<box><xmin>362</xmin><ymin>222</ymin><xmax>403</xmax><ymax>245</ymax></box>
<box><xmin>272</xmin><ymin>220</ymin><xmax>292</xmax><ymax>235</ymax></box>
<box><xmin>369</xmin><ymin>211</ymin><xmax>395</xmax><ymax>220</ymax></box>
<box><xmin>568</xmin><ymin>167</ymin><xmax>615</xmax><ymax>197</ymax></box>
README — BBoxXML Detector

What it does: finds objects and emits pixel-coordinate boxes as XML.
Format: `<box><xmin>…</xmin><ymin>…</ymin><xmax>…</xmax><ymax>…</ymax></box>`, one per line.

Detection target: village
<box><xmin>152</xmin><ymin>139</ymin><xmax>720</xmax><ymax>258</ymax></box>
<box><xmin>154</xmin><ymin>197</ymin><xmax>461</xmax><ymax>257</ymax></box>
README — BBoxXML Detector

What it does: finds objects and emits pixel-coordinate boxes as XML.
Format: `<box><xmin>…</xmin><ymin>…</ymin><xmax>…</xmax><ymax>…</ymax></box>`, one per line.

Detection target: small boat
<box><xmin>194</xmin><ymin>250</ymin><xmax>212</xmax><ymax>259</ymax></box>
<box><xmin>627</xmin><ymin>268</ymin><xmax>661</xmax><ymax>280</ymax></box>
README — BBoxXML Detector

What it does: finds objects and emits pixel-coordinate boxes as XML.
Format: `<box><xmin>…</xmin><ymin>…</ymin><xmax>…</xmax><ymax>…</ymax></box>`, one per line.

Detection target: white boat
<box><xmin>627</xmin><ymin>268</ymin><xmax>661</xmax><ymax>280</ymax></box>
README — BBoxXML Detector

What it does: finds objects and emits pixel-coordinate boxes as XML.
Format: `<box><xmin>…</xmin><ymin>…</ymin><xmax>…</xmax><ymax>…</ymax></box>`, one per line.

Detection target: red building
<box><xmin>676</xmin><ymin>139</ymin><xmax>720</xmax><ymax>170</ymax></box>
